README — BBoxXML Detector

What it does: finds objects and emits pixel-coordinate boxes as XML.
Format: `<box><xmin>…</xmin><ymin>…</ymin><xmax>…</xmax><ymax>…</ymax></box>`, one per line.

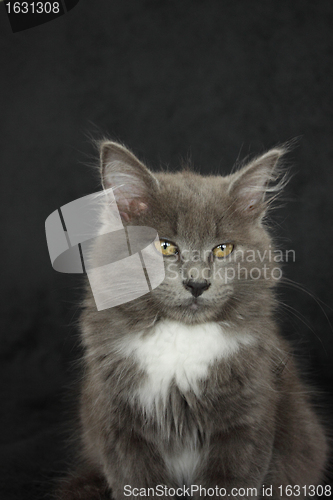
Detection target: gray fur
<box><xmin>57</xmin><ymin>142</ymin><xmax>328</xmax><ymax>500</ymax></box>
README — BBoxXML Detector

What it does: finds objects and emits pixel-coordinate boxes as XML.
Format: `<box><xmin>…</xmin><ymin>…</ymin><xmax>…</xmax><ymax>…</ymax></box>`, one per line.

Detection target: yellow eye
<box><xmin>154</xmin><ymin>239</ymin><xmax>179</xmax><ymax>256</ymax></box>
<box><xmin>212</xmin><ymin>243</ymin><xmax>234</xmax><ymax>259</ymax></box>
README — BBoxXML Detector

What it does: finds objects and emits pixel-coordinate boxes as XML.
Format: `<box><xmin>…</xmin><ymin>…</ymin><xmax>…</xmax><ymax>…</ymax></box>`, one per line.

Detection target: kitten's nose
<box><xmin>183</xmin><ymin>280</ymin><xmax>211</xmax><ymax>298</ymax></box>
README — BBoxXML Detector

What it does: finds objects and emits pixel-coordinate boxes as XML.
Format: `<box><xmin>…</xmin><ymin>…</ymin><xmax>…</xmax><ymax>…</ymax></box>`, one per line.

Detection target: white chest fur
<box><xmin>117</xmin><ymin>320</ymin><xmax>254</xmax><ymax>486</ymax></box>
<box><xmin>164</xmin><ymin>447</ymin><xmax>202</xmax><ymax>487</ymax></box>
<box><xmin>120</xmin><ymin>320</ymin><xmax>253</xmax><ymax>410</ymax></box>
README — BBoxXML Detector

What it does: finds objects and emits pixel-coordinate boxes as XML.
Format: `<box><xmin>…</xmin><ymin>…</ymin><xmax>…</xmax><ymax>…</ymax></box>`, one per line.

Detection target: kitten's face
<box><xmin>98</xmin><ymin>142</ymin><xmax>285</xmax><ymax>325</ymax></box>
<box><xmin>138</xmin><ymin>172</ymin><xmax>276</xmax><ymax>324</ymax></box>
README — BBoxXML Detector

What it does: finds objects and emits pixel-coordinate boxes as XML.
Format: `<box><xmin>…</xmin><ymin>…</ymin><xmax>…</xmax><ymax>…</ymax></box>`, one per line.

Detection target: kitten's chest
<box><xmin>121</xmin><ymin>320</ymin><xmax>253</xmax><ymax>410</ymax></box>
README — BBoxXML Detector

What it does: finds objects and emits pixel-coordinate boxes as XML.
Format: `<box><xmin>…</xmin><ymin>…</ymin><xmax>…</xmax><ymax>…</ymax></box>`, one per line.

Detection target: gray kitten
<box><xmin>57</xmin><ymin>142</ymin><xmax>328</xmax><ymax>500</ymax></box>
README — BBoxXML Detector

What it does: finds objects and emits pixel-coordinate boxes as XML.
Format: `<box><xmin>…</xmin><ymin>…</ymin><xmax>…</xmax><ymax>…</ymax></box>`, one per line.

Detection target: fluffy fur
<box><xmin>56</xmin><ymin>142</ymin><xmax>328</xmax><ymax>500</ymax></box>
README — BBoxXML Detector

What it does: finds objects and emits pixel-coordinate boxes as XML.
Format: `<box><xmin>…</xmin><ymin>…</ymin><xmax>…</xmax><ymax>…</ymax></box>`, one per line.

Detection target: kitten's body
<box><xmin>57</xmin><ymin>143</ymin><xmax>328</xmax><ymax>500</ymax></box>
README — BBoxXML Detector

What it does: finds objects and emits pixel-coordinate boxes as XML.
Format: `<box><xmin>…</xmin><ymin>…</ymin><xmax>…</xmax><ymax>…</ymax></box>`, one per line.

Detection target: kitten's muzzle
<box><xmin>183</xmin><ymin>279</ymin><xmax>211</xmax><ymax>298</ymax></box>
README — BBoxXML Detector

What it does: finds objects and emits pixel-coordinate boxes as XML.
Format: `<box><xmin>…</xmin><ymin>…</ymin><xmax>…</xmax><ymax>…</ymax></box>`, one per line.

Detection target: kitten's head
<box><xmin>97</xmin><ymin>141</ymin><xmax>287</xmax><ymax>325</ymax></box>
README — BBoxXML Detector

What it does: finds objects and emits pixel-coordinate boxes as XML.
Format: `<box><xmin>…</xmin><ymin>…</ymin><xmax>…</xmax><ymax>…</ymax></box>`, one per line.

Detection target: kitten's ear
<box><xmin>100</xmin><ymin>141</ymin><xmax>158</xmax><ymax>222</ymax></box>
<box><xmin>228</xmin><ymin>148</ymin><xmax>287</xmax><ymax>217</ymax></box>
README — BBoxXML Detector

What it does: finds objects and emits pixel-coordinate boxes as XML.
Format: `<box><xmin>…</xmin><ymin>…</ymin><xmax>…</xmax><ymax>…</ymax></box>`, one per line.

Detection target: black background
<box><xmin>0</xmin><ymin>0</ymin><xmax>333</xmax><ymax>498</ymax></box>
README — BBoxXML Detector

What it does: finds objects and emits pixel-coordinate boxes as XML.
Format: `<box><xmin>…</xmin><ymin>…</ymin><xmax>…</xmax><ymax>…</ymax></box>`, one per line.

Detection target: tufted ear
<box><xmin>228</xmin><ymin>148</ymin><xmax>287</xmax><ymax>217</ymax></box>
<box><xmin>100</xmin><ymin>141</ymin><xmax>159</xmax><ymax>222</ymax></box>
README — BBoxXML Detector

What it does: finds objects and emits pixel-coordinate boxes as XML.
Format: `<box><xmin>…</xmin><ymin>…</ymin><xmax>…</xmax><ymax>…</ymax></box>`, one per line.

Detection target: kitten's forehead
<box><xmin>153</xmin><ymin>171</ymin><xmax>233</xmax><ymax>247</ymax></box>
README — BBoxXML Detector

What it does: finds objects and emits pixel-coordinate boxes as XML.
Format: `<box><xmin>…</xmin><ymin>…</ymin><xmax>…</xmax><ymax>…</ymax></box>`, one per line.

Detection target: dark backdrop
<box><xmin>1</xmin><ymin>1</ymin><xmax>332</xmax><ymax>498</ymax></box>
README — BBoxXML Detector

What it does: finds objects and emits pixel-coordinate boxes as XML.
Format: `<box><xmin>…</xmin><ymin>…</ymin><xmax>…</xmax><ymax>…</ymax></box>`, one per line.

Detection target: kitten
<box><xmin>57</xmin><ymin>142</ymin><xmax>328</xmax><ymax>500</ymax></box>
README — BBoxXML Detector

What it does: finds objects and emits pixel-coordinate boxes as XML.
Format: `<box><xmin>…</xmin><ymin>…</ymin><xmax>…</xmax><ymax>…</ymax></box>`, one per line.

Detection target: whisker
<box><xmin>279</xmin><ymin>277</ymin><xmax>333</xmax><ymax>334</ymax></box>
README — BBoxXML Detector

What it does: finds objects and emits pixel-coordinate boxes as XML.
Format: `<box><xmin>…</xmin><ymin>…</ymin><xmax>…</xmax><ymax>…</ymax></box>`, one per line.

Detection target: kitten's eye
<box><xmin>155</xmin><ymin>239</ymin><xmax>179</xmax><ymax>256</ymax></box>
<box><xmin>212</xmin><ymin>243</ymin><xmax>234</xmax><ymax>259</ymax></box>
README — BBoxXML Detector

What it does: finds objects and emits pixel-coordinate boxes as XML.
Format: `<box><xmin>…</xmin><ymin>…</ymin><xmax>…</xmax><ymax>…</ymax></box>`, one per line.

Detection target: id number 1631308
<box><xmin>5</xmin><ymin>2</ymin><xmax>60</xmax><ymax>14</ymax></box>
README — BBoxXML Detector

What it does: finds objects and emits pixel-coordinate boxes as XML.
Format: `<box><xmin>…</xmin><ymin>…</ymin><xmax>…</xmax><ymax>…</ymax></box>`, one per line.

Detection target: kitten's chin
<box><xmin>188</xmin><ymin>298</ymin><xmax>203</xmax><ymax>311</ymax></box>
<box><xmin>166</xmin><ymin>297</ymin><xmax>222</xmax><ymax>325</ymax></box>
